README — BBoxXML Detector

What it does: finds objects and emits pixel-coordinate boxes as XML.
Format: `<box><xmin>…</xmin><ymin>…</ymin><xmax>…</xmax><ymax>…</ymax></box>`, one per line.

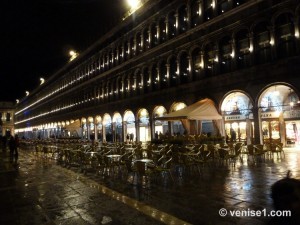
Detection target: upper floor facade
<box><xmin>14</xmin><ymin>0</ymin><xmax>300</xmax><ymax>145</ymax></box>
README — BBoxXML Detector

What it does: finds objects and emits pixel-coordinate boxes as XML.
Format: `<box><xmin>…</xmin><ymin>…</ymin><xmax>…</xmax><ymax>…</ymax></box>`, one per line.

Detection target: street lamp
<box><xmin>40</xmin><ymin>77</ymin><xmax>45</xmax><ymax>85</ymax></box>
<box><xmin>25</xmin><ymin>91</ymin><xmax>30</xmax><ymax>96</ymax></box>
<box><xmin>127</xmin><ymin>0</ymin><xmax>140</xmax><ymax>9</ymax></box>
<box><xmin>69</xmin><ymin>50</ymin><xmax>78</xmax><ymax>61</ymax></box>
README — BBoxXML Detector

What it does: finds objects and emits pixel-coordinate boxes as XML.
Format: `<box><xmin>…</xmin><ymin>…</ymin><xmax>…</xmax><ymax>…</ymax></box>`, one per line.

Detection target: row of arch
<box><xmin>16</xmin><ymin>83</ymin><xmax>300</xmax><ymax>146</ymax></box>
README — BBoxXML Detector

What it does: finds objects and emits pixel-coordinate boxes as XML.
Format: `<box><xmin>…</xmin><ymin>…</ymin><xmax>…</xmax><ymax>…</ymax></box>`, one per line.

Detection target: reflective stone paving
<box><xmin>0</xmin><ymin>148</ymin><xmax>299</xmax><ymax>225</ymax></box>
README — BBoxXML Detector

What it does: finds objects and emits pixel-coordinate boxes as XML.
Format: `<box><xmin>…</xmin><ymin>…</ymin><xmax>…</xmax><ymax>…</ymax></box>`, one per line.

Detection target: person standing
<box><xmin>8</xmin><ymin>135</ymin><xmax>16</xmax><ymax>162</ymax></box>
<box><xmin>129</xmin><ymin>133</ymin><xmax>134</xmax><ymax>143</ymax></box>
<box><xmin>230</xmin><ymin>128</ymin><xmax>236</xmax><ymax>142</ymax></box>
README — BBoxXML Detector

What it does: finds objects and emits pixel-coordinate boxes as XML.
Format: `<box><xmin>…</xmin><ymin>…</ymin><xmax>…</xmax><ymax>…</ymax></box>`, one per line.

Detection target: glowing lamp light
<box><xmin>40</xmin><ymin>77</ymin><xmax>45</xmax><ymax>85</ymax></box>
<box><xmin>127</xmin><ymin>0</ymin><xmax>140</xmax><ymax>9</ymax></box>
<box><xmin>25</xmin><ymin>91</ymin><xmax>30</xmax><ymax>96</ymax></box>
<box><xmin>69</xmin><ymin>50</ymin><xmax>78</xmax><ymax>61</ymax></box>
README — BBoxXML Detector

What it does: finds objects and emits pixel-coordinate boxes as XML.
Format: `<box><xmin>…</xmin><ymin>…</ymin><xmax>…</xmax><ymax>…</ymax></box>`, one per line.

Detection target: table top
<box><xmin>106</xmin><ymin>154</ymin><xmax>121</xmax><ymax>158</ymax></box>
<box><xmin>134</xmin><ymin>159</ymin><xmax>153</xmax><ymax>163</ymax></box>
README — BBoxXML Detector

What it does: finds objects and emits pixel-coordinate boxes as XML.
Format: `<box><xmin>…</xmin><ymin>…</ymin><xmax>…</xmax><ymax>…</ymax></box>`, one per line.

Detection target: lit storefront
<box><xmin>169</xmin><ymin>102</ymin><xmax>187</xmax><ymax>135</ymax></box>
<box><xmin>138</xmin><ymin>108</ymin><xmax>150</xmax><ymax>142</ymax></box>
<box><xmin>221</xmin><ymin>92</ymin><xmax>254</xmax><ymax>144</ymax></box>
<box><xmin>112</xmin><ymin>112</ymin><xmax>123</xmax><ymax>142</ymax></box>
<box><xmin>124</xmin><ymin>110</ymin><xmax>136</xmax><ymax>141</ymax></box>
<box><xmin>153</xmin><ymin>106</ymin><xmax>168</xmax><ymax>136</ymax></box>
<box><xmin>259</xmin><ymin>84</ymin><xmax>300</xmax><ymax>146</ymax></box>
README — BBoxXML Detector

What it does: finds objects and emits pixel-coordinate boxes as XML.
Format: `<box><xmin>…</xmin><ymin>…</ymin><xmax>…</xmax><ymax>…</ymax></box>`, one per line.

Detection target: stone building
<box><xmin>14</xmin><ymin>0</ymin><xmax>300</xmax><ymax>146</ymax></box>
<box><xmin>0</xmin><ymin>101</ymin><xmax>15</xmax><ymax>137</ymax></box>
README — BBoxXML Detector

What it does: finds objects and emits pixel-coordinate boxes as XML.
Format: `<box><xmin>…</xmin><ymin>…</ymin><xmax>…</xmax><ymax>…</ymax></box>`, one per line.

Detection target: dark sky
<box><xmin>0</xmin><ymin>0</ymin><xmax>128</xmax><ymax>102</ymax></box>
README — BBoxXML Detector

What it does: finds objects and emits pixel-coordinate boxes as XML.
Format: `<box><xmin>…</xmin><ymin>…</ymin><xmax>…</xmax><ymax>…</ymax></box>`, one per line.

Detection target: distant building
<box><xmin>14</xmin><ymin>0</ymin><xmax>300</xmax><ymax>146</ymax></box>
<box><xmin>0</xmin><ymin>101</ymin><xmax>15</xmax><ymax>136</ymax></box>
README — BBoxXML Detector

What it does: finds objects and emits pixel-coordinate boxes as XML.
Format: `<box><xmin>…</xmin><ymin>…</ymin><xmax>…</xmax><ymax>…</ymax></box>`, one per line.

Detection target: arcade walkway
<box><xmin>0</xmin><ymin>147</ymin><xmax>299</xmax><ymax>225</ymax></box>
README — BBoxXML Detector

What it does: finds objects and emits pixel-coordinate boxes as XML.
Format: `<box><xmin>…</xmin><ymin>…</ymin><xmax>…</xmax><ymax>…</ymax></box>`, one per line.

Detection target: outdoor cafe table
<box><xmin>134</xmin><ymin>158</ymin><xmax>155</xmax><ymax>170</ymax></box>
<box><xmin>106</xmin><ymin>154</ymin><xmax>121</xmax><ymax>162</ymax></box>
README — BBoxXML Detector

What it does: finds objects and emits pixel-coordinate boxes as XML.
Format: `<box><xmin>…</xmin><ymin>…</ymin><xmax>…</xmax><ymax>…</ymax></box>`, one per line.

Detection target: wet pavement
<box><xmin>0</xmin><ymin>147</ymin><xmax>299</xmax><ymax>225</ymax></box>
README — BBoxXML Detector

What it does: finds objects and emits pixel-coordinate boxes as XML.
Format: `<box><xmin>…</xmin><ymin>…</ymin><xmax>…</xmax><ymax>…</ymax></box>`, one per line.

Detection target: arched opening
<box><xmin>113</xmin><ymin>112</ymin><xmax>123</xmax><ymax>142</ymax></box>
<box><xmin>138</xmin><ymin>108</ymin><xmax>150</xmax><ymax>142</ymax></box>
<box><xmin>170</xmin><ymin>102</ymin><xmax>187</xmax><ymax>135</ymax></box>
<box><xmin>124</xmin><ymin>110</ymin><xmax>136</xmax><ymax>143</ymax></box>
<box><xmin>96</xmin><ymin>116</ymin><xmax>103</xmax><ymax>142</ymax></box>
<box><xmin>103</xmin><ymin>114</ymin><xmax>112</xmax><ymax>142</ymax></box>
<box><xmin>221</xmin><ymin>92</ymin><xmax>254</xmax><ymax>144</ymax></box>
<box><xmin>259</xmin><ymin>84</ymin><xmax>300</xmax><ymax>146</ymax></box>
<box><xmin>153</xmin><ymin>106</ymin><xmax>168</xmax><ymax>137</ymax></box>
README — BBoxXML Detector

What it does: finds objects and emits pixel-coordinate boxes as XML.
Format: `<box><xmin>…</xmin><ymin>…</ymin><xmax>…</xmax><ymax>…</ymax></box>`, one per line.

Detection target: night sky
<box><xmin>0</xmin><ymin>0</ymin><xmax>127</xmax><ymax>102</ymax></box>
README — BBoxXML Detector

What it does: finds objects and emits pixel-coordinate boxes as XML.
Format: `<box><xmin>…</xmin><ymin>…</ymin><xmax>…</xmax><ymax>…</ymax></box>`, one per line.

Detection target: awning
<box><xmin>156</xmin><ymin>98</ymin><xmax>222</xmax><ymax>121</ymax></box>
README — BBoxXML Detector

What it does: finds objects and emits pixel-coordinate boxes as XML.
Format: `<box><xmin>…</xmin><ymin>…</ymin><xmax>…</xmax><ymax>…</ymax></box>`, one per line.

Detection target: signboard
<box><xmin>284</xmin><ymin>110</ymin><xmax>300</xmax><ymax>119</ymax></box>
<box><xmin>224</xmin><ymin>113</ymin><xmax>254</xmax><ymax>121</ymax></box>
<box><xmin>224</xmin><ymin>115</ymin><xmax>246</xmax><ymax>121</ymax></box>
<box><xmin>261</xmin><ymin>112</ymin><xmax>279</xmax><ymax>118</ymax></box>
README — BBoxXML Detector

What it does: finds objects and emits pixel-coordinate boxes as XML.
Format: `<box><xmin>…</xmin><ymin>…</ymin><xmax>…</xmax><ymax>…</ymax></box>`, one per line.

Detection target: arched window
<box><xmin>136</xmin><ymin>69</ymin><xmax>143</xmax><ymax>95</ymax></box>
<box><xmin>129</xmin><ymin>37</ymin><xmax>135</xmax><ymax>57</ymax></box>
<box><xmin>236</xmin><ymin>29</ymin><xmax>251</xmax><ymax>69</ymax></box>
<box><xmin>169</xmin><ymin>56</ymin><xmax>177</xmax><ymax>86</ymax></box>
<box><xmin>109</xmin><ymin>50</ymin><xmax>113</xmax><ymax>69</ymax></box>
<box><xmin>275</xmin><ymin>13</ymin><xmax>296</xmax><ymax>58</ymax></box>
<box><xmin>204</xmin><ymin>0</ymin><xmax>213</xmax><ymax>21</ymax></box>
<box><xmin>150</xmin><ymin>23</ymin><xmax>158</xmax><ymax>47</ymax></box>
<box><xmin>113</xmin><ymin>48</ymin><xmax>118</xmax><ymax>66</ymax></box>
<box><xmin>168</xmin><ymin>12</ymin><xmax>176</xmax><ymax>39</ymax></box>
<box><xmin>118</xmin><ymin>45</ymin><xmax>123</xmax><ymax>63</ymax></box>
<box><xmin>143</xmin><ymin>68</ymin><xmax>151</xmax><ymax>93</ymax></box>
<box><xmin>233</xmin><ymin>0</ymin><xmax>246</xmax><ymax>8</ymax></box>
<box><xmin>117</xmin><ymin>77</ymin><xmax>123</xmax><ymax>99</ymax></box>
<box><xmin>253</xmin><ymin>22</ymin><xmax>271</xmax><ymax>64</ymax></box>
<box><xmin>124</xmin><ymin>41</ymin><xmax>129</xmax><ymax>61</ymax></box>
<box><xmin>151</xmin><ymin>64</ymin><xmax>159</xmax><ymax>91</ymax></box>
<box><xmin>136</xmin><ymin>32</ymin><xmax>142</xmax><ymax>55</ymax></box>
<box><xmin>179</xmin><ymin>52</ymin><xmax>189</xmax><ymax>83</ymax></box>
<box><xmin>204</xmin><ymin>42</ymin><xmax>217</xmax><ymax>76</ymax></box>
<box><xmin>159</xmin><ymin>60</ymin><xmax>168</xmax><ymax>89</ymax></box>
<box><xmin>178</xmin><ymin>5</ymin><xmax>188</xmax><ymax>34</ymax></box>
<box><xmin>159</xmin><ymin>17</ymin><xmax>167</xmax><ymax>43</ymax></box>
<box><xmin>219</xmin><ymin>36</ymin><xmax>232</xmax><ymax>74</ymax></box>
<box><xmin>218</xmin><ymin>0</ymin><xmax>230</xmax><ymax>15</ymax></box>
<box><xmin>143</xmin><ymin>28</ymin><xmax>150</xmax><ymax>50</ymax></box>
<box><xmin>191</xmin><ymin>0</ymin><xmax>201</xmax><ymax>27</ymax></box>
<box><xmin>191</xmin><ymin>47</ymin><xmax>202</xmax><ymax>80</ymax></box>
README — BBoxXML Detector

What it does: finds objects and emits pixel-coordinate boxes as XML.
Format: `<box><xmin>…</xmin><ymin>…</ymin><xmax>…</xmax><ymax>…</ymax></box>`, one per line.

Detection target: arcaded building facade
<box><xmin>14</xmin><ymin>0</ymin><xmax>300</xmax><ymax>146</ymax></box>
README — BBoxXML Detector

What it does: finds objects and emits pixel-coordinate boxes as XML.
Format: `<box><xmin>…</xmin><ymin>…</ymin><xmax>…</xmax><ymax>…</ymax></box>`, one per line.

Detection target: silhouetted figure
<box><xmin>230</xmin><ymin>128</ymin><xmax>236</xmax><ymax>142</ymax></box>
<box><xmin>155</xmin><ymin>131</ymin><xmax>159</xmax><ymax>140</ymax></box>
<box><xmin>268</xmin><ymin>171</ymin><xmax>300</xmax><ymax>225</ymax></box>
<box><xmin>2</xmin><ymin>135</ymin><xmax>7</xmax><ymax>152</ymax></box>
<box><xmin>129</xmin><ymin>133</ymin><xmax>134</xmax><ymax>143</ymax></box>
<box><xmin>8</xmin><ymin>135</ymin><xmax>17</xmax><ymax>163</ymax></box>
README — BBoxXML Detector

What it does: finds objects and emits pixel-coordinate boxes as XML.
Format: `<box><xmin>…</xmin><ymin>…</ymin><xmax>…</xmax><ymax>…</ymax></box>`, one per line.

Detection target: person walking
<box><xmin>8</xmin><ymin>135</ymin><xmax>16</xmax><ymax>163</ymax></box>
